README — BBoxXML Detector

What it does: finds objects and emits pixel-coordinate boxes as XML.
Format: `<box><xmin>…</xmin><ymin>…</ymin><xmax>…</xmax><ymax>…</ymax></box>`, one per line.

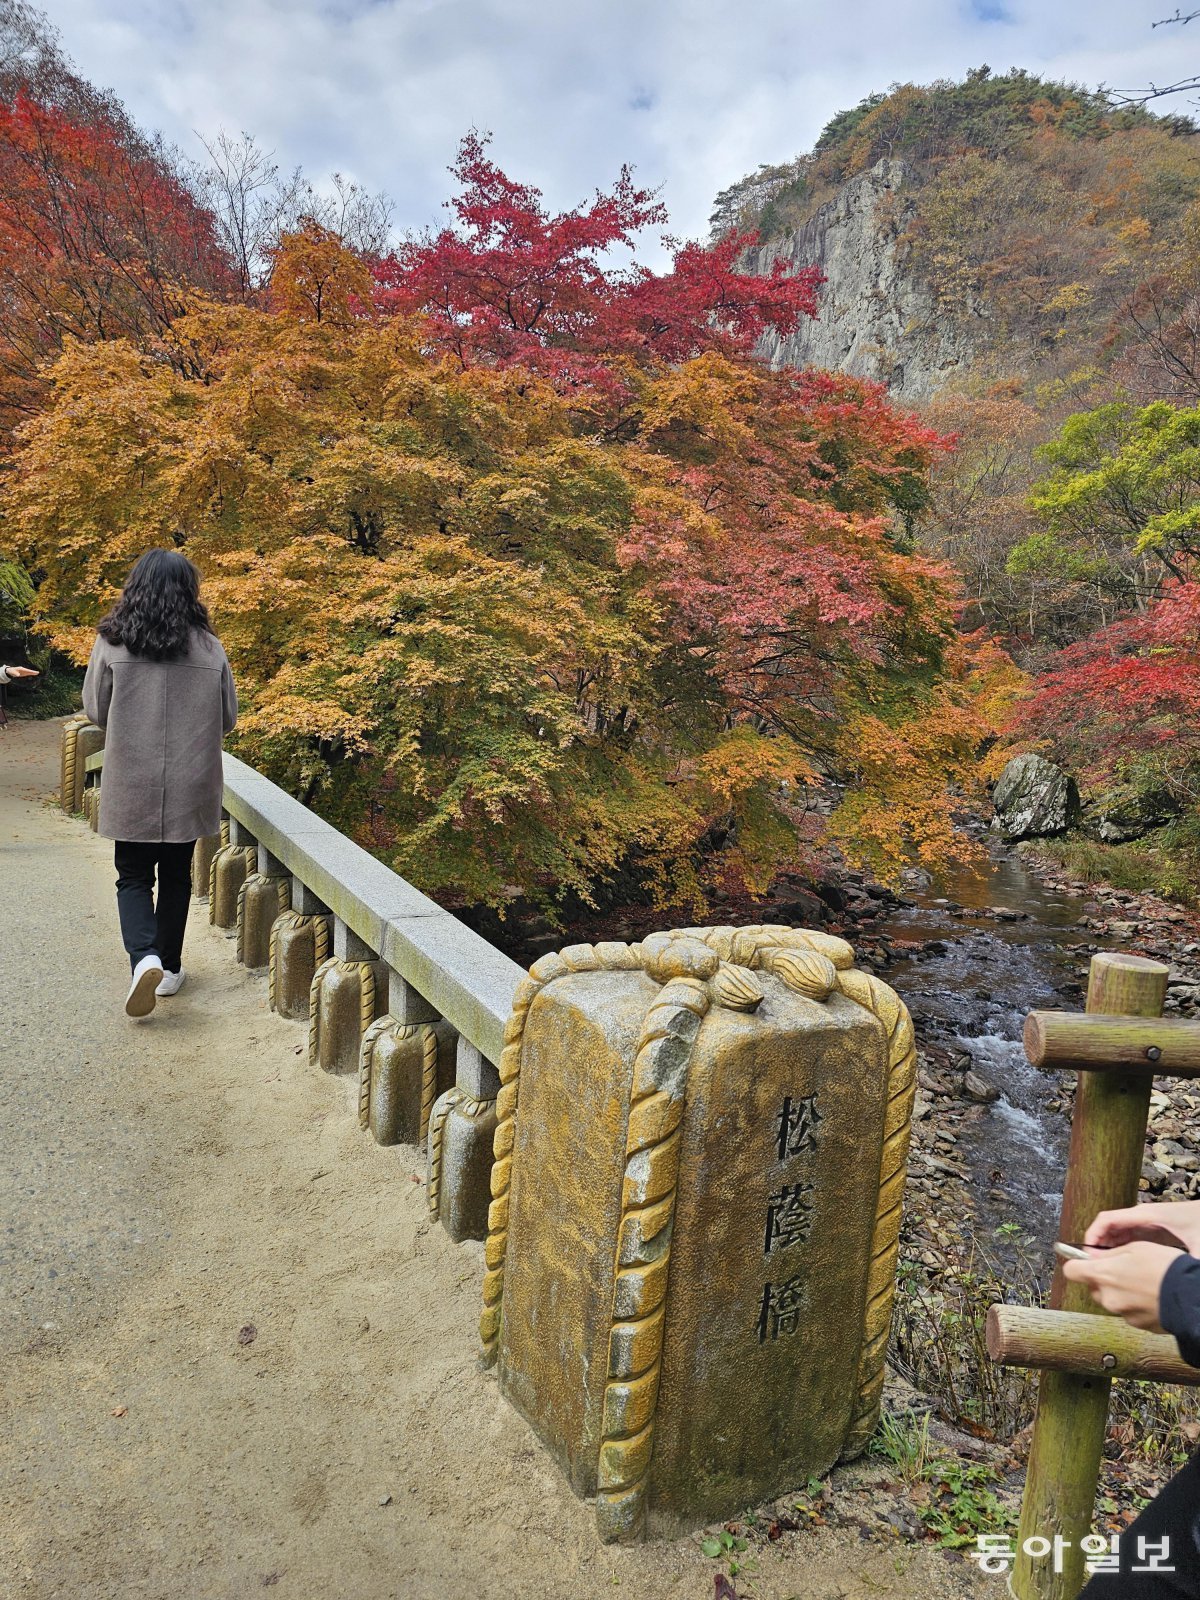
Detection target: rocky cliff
<box><xmin>739</xmin><ymin>157</ymin><xmax>979</xmax><ymax>399</ymax></box>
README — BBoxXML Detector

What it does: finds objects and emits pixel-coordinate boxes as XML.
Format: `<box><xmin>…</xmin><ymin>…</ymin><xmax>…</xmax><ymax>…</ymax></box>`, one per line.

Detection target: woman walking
<box><xmin>82</xmin><ymin>550</ymin><xmax>237</xmax><ymax>1018</ymax></box>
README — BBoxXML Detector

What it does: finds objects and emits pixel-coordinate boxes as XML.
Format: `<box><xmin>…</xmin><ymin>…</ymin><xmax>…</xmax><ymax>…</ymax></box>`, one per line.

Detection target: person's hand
<box><xmin>1085</xmin><ymin>1199</ymin><xmax>1200</xmax><ymax>1254</ymax></box>
<box><xmin>1062</xmin><ymin>1242</ymin><xmax>1182</xmax><ymax>1331</ymax></box>
<box><xmin>5</xmin><ymin>666</ymin><xmax>38</xmax><ymax>678</ymax></box>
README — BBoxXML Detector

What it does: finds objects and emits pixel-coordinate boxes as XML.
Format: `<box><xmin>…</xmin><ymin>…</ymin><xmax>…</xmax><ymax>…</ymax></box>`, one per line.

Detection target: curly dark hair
<box><xmin>98</xmin><ymin>549</ymin><xmax>213</xmax><ymax>661</ymax></box>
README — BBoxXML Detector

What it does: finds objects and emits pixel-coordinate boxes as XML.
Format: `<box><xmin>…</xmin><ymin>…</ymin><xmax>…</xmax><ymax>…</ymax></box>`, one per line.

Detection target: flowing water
<box><xmin>879</xmin><ymin>840</ymin><xmax>1102</xmax><ymax>1244</ymax></box>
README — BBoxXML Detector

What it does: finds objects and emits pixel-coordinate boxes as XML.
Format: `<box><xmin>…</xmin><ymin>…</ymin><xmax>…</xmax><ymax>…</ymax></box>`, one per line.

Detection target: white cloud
<box><xmin>35</xmin><ymin>0</ymin><xmax>1198</xmax><ymax>265</ymax></box>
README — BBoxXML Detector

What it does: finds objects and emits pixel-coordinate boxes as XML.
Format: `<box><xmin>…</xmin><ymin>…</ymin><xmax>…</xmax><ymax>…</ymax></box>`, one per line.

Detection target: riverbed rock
<box><xmin>1091</xmin><ymin>784</ymin><xmax>1177</xmax><ymax>844</ymax></box>
<box><xmin>991</xmin><ymin>754</ymin><xmax>1081</xmax><ymax>840</ymax></box>
<box><xmin>962</xmin><ymin>1070</ymin><xmax>1001</xmax><ymax>1105</ymax></box>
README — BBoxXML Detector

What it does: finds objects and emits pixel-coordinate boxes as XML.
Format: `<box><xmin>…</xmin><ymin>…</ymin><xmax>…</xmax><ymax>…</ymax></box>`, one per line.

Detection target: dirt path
<box><xmin>0</xmin><ymin>717</ymin><xmax>980</xmax><ymax>1600</ymax></box>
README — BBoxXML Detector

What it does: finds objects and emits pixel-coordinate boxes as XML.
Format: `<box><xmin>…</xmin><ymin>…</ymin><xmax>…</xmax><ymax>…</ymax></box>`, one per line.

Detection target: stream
<box><xmin>880</xmin><ymin>838</ymin><xmax>1101</xmax><ymax>1246</ymax></box>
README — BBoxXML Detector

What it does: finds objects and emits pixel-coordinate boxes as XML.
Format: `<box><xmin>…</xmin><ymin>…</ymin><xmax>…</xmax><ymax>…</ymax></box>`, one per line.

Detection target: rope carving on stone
<box><xmin>60</xmin><ymin>718</ymin><xmax>86</xmax><ymax>812</ymax></box>
<box><xmin>358</xmin><ymin>1016</ymin><xmax>394</xmax><ymax>1129</ymax></box>
<box><xmin>235</xmin><ymin>877</ymin><xmax>248</xmax><ymax>965</ymax></box>
<box><xmin>477</xmin><ymin>922</ymin><xmax>915</xmax><ymax>1541</ymax></box>
<box><xmin>268</xmin><ymin>914</ymin><xmax>284</xmax><ymax>1012</ymax></box>
<box><xmin>308</xmin><ymin>956</ymin><xmax>337</xmax><ymax>1067</ymax></box>
<box><xmin>306</xmin><ymin>955</ymin><xmax>375</xmax><ymax>1069</ymax></box>
<box><xmin>359</xmin><ymin>963</ymin><xmax>377</xmax><ymax>1039</ymax></box>
<box><xmin>832</xmin><ymin>966</ymin><xmax>917</xmax><ymax>1459</ymax></box>
<box><xmin>419</xmin><ymin>1025</ymin><xmax>440</xmax><ymax>1143</ymax></box>
<box><xmin>356</xmin><ymin>1013</ymin><xmax>436</xmax><ymax>1134</ymax></box>
<box><xmin>428</xmin><ymin>1087</ymin><xmax>493</xmax><ymax>1220</ymax></box>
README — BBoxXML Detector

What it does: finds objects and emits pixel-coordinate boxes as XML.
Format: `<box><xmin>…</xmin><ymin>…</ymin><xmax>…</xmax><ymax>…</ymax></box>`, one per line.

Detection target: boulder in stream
<box><xmin>990</xmin><ymin>753</ymin><xmax>1080</xmax><ymax>840</ymax></box>
<box><xmin>962</xmin><ymin>1069</ymin><xmax>1000</xmax><ymax>1104</ymax></box>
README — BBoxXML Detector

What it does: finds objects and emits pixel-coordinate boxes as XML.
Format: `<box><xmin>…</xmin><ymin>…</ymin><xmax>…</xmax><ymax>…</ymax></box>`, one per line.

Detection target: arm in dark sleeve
<box><xmin>220</xmin><ymin>657</ymin><xmax>238</xmax><ymax>735</ymax></box>
<box><xmin>81</xmin><ymin>638</ymin><xmax>111</xmax><ymax>729</ymax></box>
<box><xmin>1160</xmin><ymin>1253</ymin><xmax>1200</xmax><ymax>1368</ymax></box>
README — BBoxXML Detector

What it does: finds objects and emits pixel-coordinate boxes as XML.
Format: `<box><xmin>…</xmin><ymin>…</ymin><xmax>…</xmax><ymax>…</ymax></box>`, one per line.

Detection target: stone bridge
<box><xmin>1</xmin><ymin>716</ymin><xmax>968</xmax><ymax>1600</ymax></box>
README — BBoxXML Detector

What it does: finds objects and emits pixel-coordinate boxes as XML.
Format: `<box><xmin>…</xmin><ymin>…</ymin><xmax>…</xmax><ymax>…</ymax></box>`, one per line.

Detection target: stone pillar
<box><xmin>427</xmin><ymin>1036</ymin><xmax>500</xmax><ymax>1243</ymax></box>
<box><xmin>358</xmin><ymin>971</ymin><xmax>457</xmax><ymax>1146</ymax></box>
<box><xmin>481</xmin><ymin>925</ymin><xmax>917</xmax><ymax>1542</ymax></box>
<box><xmin>308</xmin><ymin>920</ymin><xmax>386</xmax><ymax>1075</ymax></box>
<box><xmin>208</xmin><ymin>843</ymin><xmax>256</xmax><ymax>930</ymax></box>
<box><xmin>236</xmin><ymin>865</ymin><xmax>291</xmax><ymax>969</ymax></box>
<box><xmin>84</xmin><ymin>783</ymin><xmax>101</xmax><ymax>831</ymax></box>
<box><xmin>268</xmin><ymin>878</ymin><xmax>330</xmax><ymax>1021</ymax></box>
<box><xmin>64</xmin><ymin>722</ymin><xmax>103</xmax><ymax>814</ymax></box>
<box><xmin>60</xmin><ymin>716</ymin><xmax>90</xmax><ymax>811</ymax></box>
<box><xmin>192</xmin><ymin>833</ymin><xmax>221</xmax><ymax>899</ymax></box>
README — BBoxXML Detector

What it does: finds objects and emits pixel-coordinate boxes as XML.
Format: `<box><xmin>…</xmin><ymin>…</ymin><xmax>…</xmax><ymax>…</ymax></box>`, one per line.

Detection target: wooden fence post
<box><xmin>1012</xmin><ymin>952</ymin><xmax>1169</xmax><ymax>1600</ymax></box>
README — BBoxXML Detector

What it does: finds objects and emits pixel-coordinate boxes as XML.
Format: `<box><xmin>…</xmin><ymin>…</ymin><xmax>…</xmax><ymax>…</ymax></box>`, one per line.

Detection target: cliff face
<box><xmin>739</xmin><ymin>158</ymin><xmax>980</xmax><ymax>400</ymax></box>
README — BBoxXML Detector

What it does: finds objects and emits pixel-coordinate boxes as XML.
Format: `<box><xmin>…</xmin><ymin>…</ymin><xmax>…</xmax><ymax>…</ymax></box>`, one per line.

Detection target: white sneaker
<box><xmin>156</xmin><ymin>969</ymin><xmax>186</xmax><ymax>997</ymax></box>
<box><xmin>125</xmin><ymin>954</ymin><xmax>164</xmax><ymax>1018</ymax></box>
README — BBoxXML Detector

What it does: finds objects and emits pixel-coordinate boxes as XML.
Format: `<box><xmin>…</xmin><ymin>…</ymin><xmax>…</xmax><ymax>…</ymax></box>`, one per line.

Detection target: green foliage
<box><xmin>1003</xmin><ymin>531</ymin><xmax>1114</xmax><ymax>585</ymax></box>
<box><xmin>1020</xmin><ymin>828</ymin><xmax>1200</xmax><ymax>904</ymax></box>
<box><xmin>0</xmin><ymin>556</ymin><xmax>33</xmax><ymax>629</ymax></box>
<box><xmin>1031</xmin><ymin>401</ymin><xmax>1200</xmax><ymax>577</ymax></box>
<box><xmin>699</xmin><ymin>1529</ymin><xmax>747</xmax><ymax>1560</ymax></box>
<box><xmin>870</xmin><ymin>1411</ymin><xmax>1015</xmax><ymax>1549</ymax></box>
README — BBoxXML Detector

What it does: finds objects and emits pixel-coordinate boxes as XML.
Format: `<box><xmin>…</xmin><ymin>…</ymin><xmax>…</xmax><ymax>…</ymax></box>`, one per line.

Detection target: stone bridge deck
<box><xmin>0</xmin><ymin>718</ymin><xmax>966</xmax><ymax>1600</ymax></box>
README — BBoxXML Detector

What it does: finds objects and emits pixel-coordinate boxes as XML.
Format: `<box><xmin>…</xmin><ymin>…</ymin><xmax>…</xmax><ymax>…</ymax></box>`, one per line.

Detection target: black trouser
<box><xmin>1080</xmin><ymin>1453</ymin><xmax>1200</xmax><ymax>1596</ymax></box>
<box><xmin>114</xmin><ymin>840</ymin><xmax>196</xmax><ymax>975</ymax></box>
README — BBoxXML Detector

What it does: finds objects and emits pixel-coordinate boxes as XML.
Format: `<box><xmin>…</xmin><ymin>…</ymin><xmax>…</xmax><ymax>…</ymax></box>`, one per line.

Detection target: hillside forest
<box><xmin>1</xmin><ymin>15</ymin><xmax>1195</xmax><ymax>917</ymax></box>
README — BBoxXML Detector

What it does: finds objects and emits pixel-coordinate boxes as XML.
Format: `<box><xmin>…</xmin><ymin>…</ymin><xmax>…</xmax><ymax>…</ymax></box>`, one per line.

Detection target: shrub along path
<box><xmin>0</xmin><ymin>717</ymin><xmax>976</xmax><ymax>1600</ymax></box>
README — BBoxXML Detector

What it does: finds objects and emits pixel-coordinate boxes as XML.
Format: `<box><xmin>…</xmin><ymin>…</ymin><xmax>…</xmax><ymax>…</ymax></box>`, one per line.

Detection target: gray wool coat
<box><xmin>82</xmin><ymin>628</ymin><xmax>238</xmax><ymax>843</ymax></box>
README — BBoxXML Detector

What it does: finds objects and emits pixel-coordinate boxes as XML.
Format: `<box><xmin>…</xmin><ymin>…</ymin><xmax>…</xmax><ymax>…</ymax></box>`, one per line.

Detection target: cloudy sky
<box><xmin>36</xmin><ymin>0</ymin><xmax>1197</xmax><ymax>262</ymax></box>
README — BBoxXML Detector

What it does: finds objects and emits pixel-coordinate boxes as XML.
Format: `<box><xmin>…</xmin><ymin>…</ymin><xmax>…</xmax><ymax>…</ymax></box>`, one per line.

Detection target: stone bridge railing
<box><xmin>61</xmin><ymin>712</ymin><xmax>919</xmax><ymax>1545</ymax></box>
<box><xmin>63</xmin><ymin>715</ymin><xmax>521</xmax><ymax>1240</ymax></box>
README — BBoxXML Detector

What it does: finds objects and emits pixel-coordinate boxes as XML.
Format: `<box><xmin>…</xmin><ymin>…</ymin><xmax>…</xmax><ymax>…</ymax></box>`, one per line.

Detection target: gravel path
<box><xmin>0</xmin><ymin>717</ymin><xmax>978</xmax><ymax>1600</ymax></box>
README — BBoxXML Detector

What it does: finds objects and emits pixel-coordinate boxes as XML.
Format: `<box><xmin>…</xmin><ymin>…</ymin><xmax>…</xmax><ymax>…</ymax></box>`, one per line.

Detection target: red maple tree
<box><xmin>373</xmin><ymin>132</ymin><xmax>821</xmax><ymax>410</ymax></box>
<box><xmin>0</xmin><ymin>91</ymin><xmax>233</xmax><ymax>430</ymax></box>
<box><xmin>1018</xmin><ymin>580</ymin><xmax>1200</xmax><ymax>796</ymax></box>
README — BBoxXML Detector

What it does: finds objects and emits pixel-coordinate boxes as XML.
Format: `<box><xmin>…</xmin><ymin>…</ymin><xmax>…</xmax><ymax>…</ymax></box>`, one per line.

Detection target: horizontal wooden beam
<box><xmin>987</xmin><ymin>1303</ymin><xmax>1200</xmax><ymax>1384</ymax></box>
<box><xmin>1024</xmin><ymin>1008</ymin><xmax>1200</xmax><ymax>1077</ymax></box>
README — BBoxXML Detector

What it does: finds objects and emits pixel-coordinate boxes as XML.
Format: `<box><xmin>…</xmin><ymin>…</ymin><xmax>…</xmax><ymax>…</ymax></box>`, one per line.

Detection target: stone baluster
<box><xmin>236</xmin><ymin>844</ymin><xmax>291</xmax><ymax>969</ymax></box>
<box><xmin>62</xmin><ymin>720</ymin><xmax>103</xmax><ymax>814</ymax></box>
<box><xmin>59</xmin><ymin>716</ymin><xmax>89</xmax><ymax>811</ymax></box>
<box><xmin>208</xmin><ymin>818</ymin><xmax>256</xmax><ymax>931</ymax></box>
<box><xmin>84</xmin><ymin>782</ymin><xmax>101</xmax><ymax>831</ymax></box>
<box><xmin>426</xmin><ymin>1038</ymin><xmax>499</xmax><ymax>1243</ymax></box>
<box><xmin>308</xmin><ymin>919</ymin><xmax>386</xmax><ymax>1074</ymax></box>
<box><xmin>358</xmin><ymin>971</ymin><xmax>457</xmax><ymax>1147</ymax></box>
<box><xmin>268</xmin><ymin>878</ymin><xmax>331</xmax><ymax>1020</ymax></box>
<box><xmin>191</xmin><ymin>833</ymin><xmax>222</xmax><ymax>899</ymax></box>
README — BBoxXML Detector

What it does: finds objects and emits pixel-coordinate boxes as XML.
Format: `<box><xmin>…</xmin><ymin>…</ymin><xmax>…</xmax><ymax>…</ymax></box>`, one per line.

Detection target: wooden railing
<box><xmin>989</xmin><ymin>951</ymin><xmax>1200</xmax><ymax>1599</ymax></box>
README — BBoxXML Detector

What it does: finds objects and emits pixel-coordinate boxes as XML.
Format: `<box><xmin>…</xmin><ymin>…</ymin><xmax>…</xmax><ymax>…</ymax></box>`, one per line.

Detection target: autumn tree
<box><xmin>0</xmin><ymin>90</ymin><xmax>234</xmax><ymax>430</ymax></box>
<box><xmin>1018</xmin><ymin>581</ymin><xmax>1200</xmax><ymax>815</ymax></box>
<box><xmin>373</xmin><ymin>133</ymin><xmax>822</xmax><ymax>420</ymax></box>
<box><xmin>9</xmin><ymin>184</ymin><xmax>994</xmax><ymax>904</ymax></box>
